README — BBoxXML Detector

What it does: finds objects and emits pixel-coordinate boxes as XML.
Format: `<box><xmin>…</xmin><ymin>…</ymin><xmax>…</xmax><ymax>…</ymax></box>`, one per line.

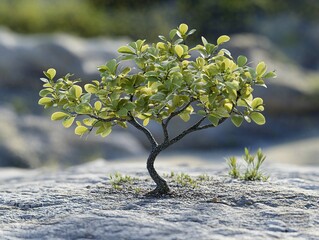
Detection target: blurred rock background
<box><xmin>0</xmin><ymin>0</ymin><xmax>318</xmax><ymax>168</ymax></box>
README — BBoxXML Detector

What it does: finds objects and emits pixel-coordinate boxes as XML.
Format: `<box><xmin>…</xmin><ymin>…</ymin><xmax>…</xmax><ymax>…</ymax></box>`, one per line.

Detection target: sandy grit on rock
<box><xmin>0</xmin><ymin>158</ymin><xmax>318</xmax><ymax>240</ymax></box>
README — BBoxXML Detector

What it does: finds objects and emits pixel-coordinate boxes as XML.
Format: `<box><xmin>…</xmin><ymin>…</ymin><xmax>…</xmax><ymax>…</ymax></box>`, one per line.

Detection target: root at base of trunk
<box><xmin>145</xmin><ymin>183</ymin><xmax>171</xmax><ymax>196</ymax></box>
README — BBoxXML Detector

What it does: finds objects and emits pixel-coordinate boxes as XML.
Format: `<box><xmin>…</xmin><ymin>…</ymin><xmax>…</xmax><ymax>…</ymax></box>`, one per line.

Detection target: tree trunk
<box><xmin>147</xmin><ymin>148</ymin><xmax>170</xmax><ymax>195</ymax></box>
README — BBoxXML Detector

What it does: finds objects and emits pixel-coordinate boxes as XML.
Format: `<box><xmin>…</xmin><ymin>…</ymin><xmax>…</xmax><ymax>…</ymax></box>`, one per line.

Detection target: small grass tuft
<box><xmin>109</xmin><ymin>172</ymin><xmax>138</xmax><ymax>190</ymax></box>
<box><xmin>227</xmin><ymin>148</ymin><xmax>269</xmax><ymax>181</ymax></box>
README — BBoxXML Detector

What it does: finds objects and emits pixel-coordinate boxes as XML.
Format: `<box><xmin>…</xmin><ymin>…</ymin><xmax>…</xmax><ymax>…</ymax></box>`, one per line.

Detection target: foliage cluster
<box><xmin>227</xmin><ymin>148</ymin><xmax>269</xmax><ymax>181</ymax></box>
<box><xmin>39</xmin><ymin>24</ymin><xmax>275</xmax><ymax>139</ymax></box>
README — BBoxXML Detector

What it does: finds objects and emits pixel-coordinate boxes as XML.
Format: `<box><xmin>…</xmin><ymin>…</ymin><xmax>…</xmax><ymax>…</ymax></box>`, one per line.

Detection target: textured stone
<box><xmin>0</xmin><ymin>158</ymin><xmax>318</xmax><ymax>240</ymax></box>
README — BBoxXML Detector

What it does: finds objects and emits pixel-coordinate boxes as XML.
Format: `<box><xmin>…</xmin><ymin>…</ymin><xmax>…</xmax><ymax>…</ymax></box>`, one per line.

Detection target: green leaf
<box><xmin>51</xmin><ymin>112</ymin><xmax>69</xmax><ymax>121</ymax></box>
<box><xmin>100</xmin><ymin>126</ymin><xmax>112</xmax><ymax>137</ymax></box>
<box><xmin>75</xmin><ymin>103</ymin><xmax>92</xmax><ymax>114</ymax></box>
<box><xmin>251</xmin><ymin>98</ymin><xmax>263</xmax><ymax>110</ymax></box>
<box><xmin>118</xmin><ymin>46</ymin><xmax>135</xmax><ymax>54</ymax></box>
<box><xmin>256</xmin><ymin>62</ymin><xmax>267</xmax><ymax>76</ymax></box>
<box><xmin>71</xmin><ymin>85</ymin><xmax>82</xmax><ymax>98</ymax></box>
<box><xmin>75</xmin><ymin>126</ymin><xmax>89</xmax><ymax>136</ymax></box>
<box><xmin>237</xmin><ymin>55</ymin><xmax>247</xmax><ymax>67</ymax></box>
<box><xmin>84</xmin><ymin>84</ymin><xmax>97</xmax><ymax>93</ymax></box>
<box><xmin>150</xmin><ymin>92</ymin><xmax>166</xmax><ymax>101</ymax></box>
<box><xmin>169</xmin><ymin>29</ymin><xmax>177</xmax><ymax>40</ymax></box>
<box><xmin>179</xmin><ymin>112</ymin><xmax>190</xmax><ymax>122</ymax></box>
<box><xmin>201</xmin><ymin>36</ymin><xmax>208</xmax><ymax>46</ymax></box>
<box><xmin>207</xmin><ymin>115</ymin><xmax>219</xmax><ymax>126</ymax></box>
<box><xmin>250</xmin><ymin>112</ymin><xmax>266</xmax><ymax>125</ymax></box>
<box><xmin>231</xmin><ymin>115</ymin><xmax>244</xmax><ymax>127</ymax></box>
<box><xmin>263</xmin><ymin>71</ymin><xmax>276</xmax><ymax>79</ymax></box>
<box><xmin>46</xmin><ymin>68</ymin><xmax>56</xmax><ymax>80</ymax></box>
<box><xmin>179</xmin><ymin>23</ymin><xmax>188</xmax><ymax>35</ymax></box>
<box><xmin>217</xmin><ymin>35</ymin><xmax>230</xmax><ymax>45</ymax></box>
<box><xmin>38</xmin><ymin>97</ymin><xmax>52</xmax><ymax>105</ymax></box>
<box><xmin>94</xmin><ymin>101</ymin><xmax>102</xmax><ymax>111</ymax></box>
<box><xmin>106</xmin><ymin>59</ymin><xmax>118</xmax><ymax>74</ymax></box>
<box><xmin>175</xmin><ymin>45</ymin><xmax>184</xmax><ymax>58</ymax></box>
<box><xmin>39</xmin><ymin>88</ymin><xmax>53</xmax><ymax>97</ymax></box>
<box><xmin>83</xmin><ymin>118</ymin><xmax>96</xmax><ymax>126</ymax></box>
<box><xmin>143</xmin><ymin>118</ymin><xmax>150</xmax><ymax>126</ymax></box>
<box><xmin>62</xmin><ymin>116</ymin><xmax>75</xmax><ymax>128</ymax></box>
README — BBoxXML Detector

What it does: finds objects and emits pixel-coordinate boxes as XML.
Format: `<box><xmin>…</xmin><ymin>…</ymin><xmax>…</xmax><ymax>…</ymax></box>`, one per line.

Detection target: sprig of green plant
<box><xmin>109</xmin><ymin>172</ymin><xmax>138</xmax><ymax>190</ymax></box>
<box><xmin>163</xmin><ymin>172</ymin><xmax>210</xmax><ymax>188</ymax></box>
<box><xmin>227</xmin><ymin>148</ymin><xmax>269</xmax><ymax>181</ymax></box>
<box><xmin>227</xmin><ymin>156</ymin><xmax>241</xmax><ymax>179</ymax></box>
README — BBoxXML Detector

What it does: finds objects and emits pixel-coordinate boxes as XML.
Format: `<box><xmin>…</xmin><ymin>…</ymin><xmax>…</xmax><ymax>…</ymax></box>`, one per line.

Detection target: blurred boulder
<box><xmin>228</xmin><ymin>34</ymin><xmax>319</xmax><ymax>115</ymax></box>
<box><xmin>0</xmin><ymin>107</ymin><xmax>145</xmax><ymax>168</ymax></box>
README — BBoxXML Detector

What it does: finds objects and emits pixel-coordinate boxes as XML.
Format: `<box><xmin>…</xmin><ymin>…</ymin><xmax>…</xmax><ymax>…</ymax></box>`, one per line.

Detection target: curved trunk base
<box><xmin>146</xmin><ymin>181</ymin><xmax>171</xmax><ymax>196</ymax></box>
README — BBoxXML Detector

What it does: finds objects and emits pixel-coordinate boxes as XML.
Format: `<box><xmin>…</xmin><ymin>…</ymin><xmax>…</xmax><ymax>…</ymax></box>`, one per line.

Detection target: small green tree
<box><xmin>38</xmin><ymin>24</ymin><xmax>275</xmax><ymax>195</ymax></box>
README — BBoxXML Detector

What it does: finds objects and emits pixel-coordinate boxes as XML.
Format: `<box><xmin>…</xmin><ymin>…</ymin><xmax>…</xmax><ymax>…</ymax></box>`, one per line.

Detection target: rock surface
<box><xmin>0</xmin><ymin>106</ymin><xmax>145</xmax><ymax>168</ymax></box>
<box><xmin>0</xmin><ymin>158</ymin><xmax>318</xmax><ymax>240</ymax></box>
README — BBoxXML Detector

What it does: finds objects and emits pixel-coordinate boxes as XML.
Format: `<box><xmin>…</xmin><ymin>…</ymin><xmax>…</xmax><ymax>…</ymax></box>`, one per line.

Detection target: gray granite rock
<box><xmin>0</xmin><ymin>158</ymin><xmax>318</xmax><ymax>240</ymax></box>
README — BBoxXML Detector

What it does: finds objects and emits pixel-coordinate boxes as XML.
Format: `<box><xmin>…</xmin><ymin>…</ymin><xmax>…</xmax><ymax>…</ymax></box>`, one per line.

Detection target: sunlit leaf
<box><xmin>179</xmin><ymin>23</ymin><xmax>188</xmax><ymax>35</ymax></box>
<box><xmin>175</xmin><ymin>45</ymin><xmax>184</xmax><ymax>58</ymax></box>
<box><xmin>75</xmin><ymin>126</ymin><xmax>89</xmax><ymax>136</ymax></box>
<box><xmin>231</xmin><ymin>115</ymin><xmax>244</xmax><ymax>127</ymax></box>
<box><xmin>256</xmin><ymin>62</ymin><xmax>267</xmax><ymax>76</ymax></box>
<box><xmin>51</xmin><ymin>112</ymin><xmax>69</xmax><ymax>121</ymax></box>
<box><xmin>237</xmin><ymin>55</ymin><xmax>247</xmax><ymax>67</ymax></box>
<box><xmin>250</xmin><ymin>112</ymin><xmax>266</xmax><ymax>125</ymax></box>
<box><xmin>118</xmin><ymin>46</ymin><xmax>135</xmax><ymax>54</ymax></box>
<box><xmin>217</xmin><ymin>35</ymin><xmax>230</xmax><ymax>45</ymax></box>
<box><xmin>38</xmin><ymin>97</ymin><xmax>52</xmax><ymax>105</ymax></box>
<box><xmin>62</xmin><ymin>116</ymin><xmax>75</xmax><ymax>128</ymax></box>
<box><xmin>46</xmin><ymin>68</ymin><xmax>56</xmax><ymax>80</ymax></box>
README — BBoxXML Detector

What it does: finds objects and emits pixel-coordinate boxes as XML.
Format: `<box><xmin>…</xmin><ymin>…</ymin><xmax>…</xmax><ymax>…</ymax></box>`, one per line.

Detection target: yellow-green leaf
<box><xmin>250</xmin><ymin>112</ymin><xmax>266</xmax><ymax>125</ymax></box>
<box><xmin>143</xmin><ymin>118</ymin><xmax>150</xmax><ymax>126</ymax></box>
<box><xmin>62</xmin><ymin>116</ymin><xmax>75</xmax><ymax>128</ymax></box>
<box><xmin>256</xmin><ymin>62</ymin><xmax>267</xmax><ymax>76</ymax></box>
<box><xmin>251</xmin><ymin>98</ymin><xmax>263</xmax><ymax>109</ymax></box>
<box><xmin>38</xmin><ymin>97</ymin><xmax>52</xmax><ymax>105</ymax></box>
<box><xmin>73</xmin><ymin>85</ymin><xmax>82</xmax><ymax>98</ymax></box>
<box><xmin>46</xmin><ymin>68</ymin><xmax>56</xmax><ymax>79</ymax></box>
<box><xmin>231</xmin><ymin>115</ymin><xmax>244</xmax><ymax>127</ymax></box>
<box><xmin>101</xmin><ymin>127</ymin><xmax>112</xmax><ymax>137</ymax></box>
<box><xmin>94</xmin><ymin>101</ymin><xmax>102</xmax><ymax>111</ymax></box>
<box><xmin>51</xmin><ymin>112</ymin><xmax>69</xmax><ymax>121</ymax></box>
<box><xmin>179</xmin><ymin>23</ymin><xmax>188</xmax><ymax>35</ymax></box>
<box><xmin>174</xmin><ymin>45</ymin><xmax>184</xmax><ymax>58</ymax></box>
<box><xmin>156</xmin><ymin>42</ymin><xmax>166</xmax><ymax>50</ymax></box>
<box><xmin>237</xmin><ymin>55</ymin><xmax>247</xmax><ymax>67</ymax></box>
<box><xmin>84</xmin><ymin>84</ymin><xmax>97</xmax><ymax>93</ymax></box>
<box><xmin>217</xmin><ymin>35</ymin><xmax>230</xmax><ymax>45</ymax></box>
<box><xmin>118</xmin><ymin>46</ymin><xmax>135</xmax><ymax>54</ymax></box>
<box><xmin>75</xmin><ymin>126</ymin><xmax>88</xmax><ymax>136</ymax></box>
<box><xmin>179</xmin><ymin>112</ymin><xmax>190</xmax><ymax>122</ymax></box>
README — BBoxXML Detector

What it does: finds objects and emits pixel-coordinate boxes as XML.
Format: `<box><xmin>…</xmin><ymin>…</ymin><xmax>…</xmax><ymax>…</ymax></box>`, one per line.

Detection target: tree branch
<box><xmin>165</xmin><ymin>97</ymin><xmax>194</xmax><ymax>125</ymax></box>
<box><xmin>162</xmin><ymin>116</ymin><xmax>206</xmax><ymax>149</ymax></box>
<box><xmin>88</xmin><ymin>114</ymin><xmax>127</xmax><ymax>122</ymax></box>
<box><xmin>128</xmin><ymin>116</ymin><xmax>158</xmax><ymax>148</ymax></box>
<box><xmin>162</xmin><ymin>116</ymin><xmax>228</xmax><ymax>150</ymax></box>
<box><xmin>159</xmin><ymin>98</ymin><xmax>195</xmax><ymax>145</ymax></box>
<box><xmin>196</xmin><ymin>117</ymin><xmax>227</xmax><ymax>130</ymax></box>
